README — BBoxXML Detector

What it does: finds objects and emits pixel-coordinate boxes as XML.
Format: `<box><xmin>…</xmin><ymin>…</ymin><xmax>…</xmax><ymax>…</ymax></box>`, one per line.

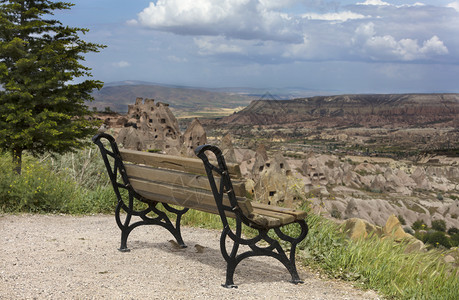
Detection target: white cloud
<box><xmin>136</xmin><ymin>0</ymin><xmax>302</xmax><ymax>42</ymax></box>
<box><xmin>194</xmin><ymin>36</ymin><xmax>245</xmax><ymax>55</ymax></box>
<box><xmin>138</xmin><ymin>0</ymin><xmax>237</xmax><ymax>28</ymax></box>
<box><xmin>356</xmin><ymin>0</ymin><xmax>391</xmax><ymax>6</ymax></box>
<box><xmin>420</xmin><ymin>36</ymin><xmax>449</xmax><ymax>55</ymax></box>
<box><xmin>258</xmin><ymin>0</ymin><xmax>298</xmax><ymax>10</ymax></box>
<box><xmin>302</xmin><ymin>11</ymin><xmax>369</xmax><ymax>22</ymax></box>
<box><xmin>126</xmin><ymin>19</ymin><xmax>138</xmax><ymax>26</ymax></box>
<box><xmin>131</xmin><ymin>0</ymin><xmax>457</xmax><ymax>65</ymax></box>
<box><xmin>113</xmin><ymin>61</ymin><xmax>131</xmax><ymax>68</ymax></box>
<box><xmin>282</xmin><ymin>35</ymin><xmax>312</xmax><ymax>59</ymax></box>
<box><xmin>353</xmin><ymin>23</ymin><xmax>448</xmax><ymax>61</ymax></box>
<box><xmin>357</xmin><ymin>0</ymin><xmax>426</xmax><ymax>8</ymax></box>
<box><xmin>447</xmin><ymin>1</ymin><xmax>459</xmax><ymax>12</ymax></box>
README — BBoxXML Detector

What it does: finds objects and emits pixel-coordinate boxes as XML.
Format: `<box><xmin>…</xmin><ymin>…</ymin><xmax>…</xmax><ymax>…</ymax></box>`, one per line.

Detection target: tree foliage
<box><xmin>0</xmin><ymin>0</ymin><xmax>105</xmax><ymax>173</ymax></box>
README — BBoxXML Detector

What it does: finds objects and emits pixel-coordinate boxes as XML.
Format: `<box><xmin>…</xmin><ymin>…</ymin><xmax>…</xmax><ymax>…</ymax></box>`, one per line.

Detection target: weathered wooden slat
<box><xmin>250</xmin><ymin>208</ymin><xmax>295</xmax><ymax>225</ymax></box>
<box><xmin>134</xmin><ymin>189</ymin><xmax>225</xmax><ymax>216</ymax></box>
<box><xmin>236</xmin><ymin>198</ymin><xmax>253</xmax><ymax>217</ymax></box>
<box><xmin>247</xmin><ymin>213</ymin><xmax>281</xmax><ymax>228</ymax></box>
<box><xmin>129</xmin><ymin>177</ymin><xmax>297</xmax><ymax>228</ymax></box>
<box><xmin>120</xmin><ymin>149</ymin><xmax>242</xmax><ymax>178</ymax></box>
<box><xmin>129</xmin><ymin>178</ymin><xmax>224</xmax><ymax>208</ymax></box>
<box><xmin>251</xmin><ymin>203</ymin><xmax>307</xmax><ymax>221</ymax></box>
<box><xmin>124</xmin><ymin>164</ymin><xmax>246</xmax><ymax>197</ymax></box>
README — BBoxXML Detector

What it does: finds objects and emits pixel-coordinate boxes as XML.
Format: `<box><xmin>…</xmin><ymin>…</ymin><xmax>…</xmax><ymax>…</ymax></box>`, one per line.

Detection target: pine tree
<box><xmin>0</xmin><ymin>0</ymin><xmax>105</xmax><ymax>173</ymax></box>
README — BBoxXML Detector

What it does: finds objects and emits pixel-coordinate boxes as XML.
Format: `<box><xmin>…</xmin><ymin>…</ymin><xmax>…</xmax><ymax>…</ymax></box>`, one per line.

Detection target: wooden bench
<box><xmin>93</xmin><ymin>133</ymin><xmax>308</xmax><ymax>288</ymax></box>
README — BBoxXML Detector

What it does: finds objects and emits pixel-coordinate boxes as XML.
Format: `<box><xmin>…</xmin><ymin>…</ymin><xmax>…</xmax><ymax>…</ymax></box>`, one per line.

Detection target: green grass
<box><xmin>1</xmin><ymin>146</ymin><xmax>458</xmax><ymax>299</ymax></box>
<box><xmin>299</xmin><ymin>215</ymin><xmax>459</xmax><ymax>299</ymax></box>
<box><xmin>0</xmin><ymin>146</ymin><xmax>115</xmax><ymax>214</ymax></box>
<box><xmin>160</xmin><ymin>205</ymin><xmax>459</xmax><ymax>299</ymax></box>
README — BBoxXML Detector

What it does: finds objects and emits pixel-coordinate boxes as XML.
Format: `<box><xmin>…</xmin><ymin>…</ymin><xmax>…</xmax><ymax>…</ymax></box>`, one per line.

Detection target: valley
<box><xmin>93</xmin><ymin>84</ymin><xmax>459</xmax><ymax>235</ymax></box>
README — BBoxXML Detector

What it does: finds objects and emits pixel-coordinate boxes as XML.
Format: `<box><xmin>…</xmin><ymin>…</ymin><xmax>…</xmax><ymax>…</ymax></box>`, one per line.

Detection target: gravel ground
<box><xmin>0</xmin><ymin>214</ymin><xmax>381</xmax><ymax>299</ymax></box>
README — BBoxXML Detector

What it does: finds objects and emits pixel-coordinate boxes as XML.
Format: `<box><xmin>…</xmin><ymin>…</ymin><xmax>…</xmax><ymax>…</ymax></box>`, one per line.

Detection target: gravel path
<box><xmin>0</xmin><ymin>214</ymin><xmax>380</xmax><ymax>299</ymax></box>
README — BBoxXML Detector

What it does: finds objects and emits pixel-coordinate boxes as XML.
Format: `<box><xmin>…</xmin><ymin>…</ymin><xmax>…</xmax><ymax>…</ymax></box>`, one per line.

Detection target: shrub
<box><xmin>0</xmin><ymin>154</ymin><xmax>79</xmax><ymax>213</ymax></box>
<box><xmin>431</xmin><ymin>220</ymin><xmax>447</xmax><ymax>232</ymax></box>
<box><xmin>403</xmin><ymin>227</ymin><xmax>414</xmax><ymax>235</ymax></box>
<box><xmin>447</xmin><ymin>227</ymin><xmax>459</xmax><ymax>235</ymax></box>
<box><xmin>450</xmin><ymin>233</ymin><xmax>459</xmax><ymax>247</ymax></box>
<box><xmin>422</xmin><ymin>231</ymin><xmax>451</xmax><ymax>248</ymax></box>
<box><xmin>397</xmin><ymin>215</ymin><xmax>406</xmax><ymax>225</ymax></box>
<box><xmin>330</xmin><ymin>205</ymin><xmax>342</xmax><ymax>219</ymax></box>
<box><xmin>412</xmin><ymin>219</ymin><xmax>427</xmax><ymax>231</ymax></box>
<box><xmin>0</xmin><ymin>148</ymin><xmax>114</xmax><ymax>214</ymax></box>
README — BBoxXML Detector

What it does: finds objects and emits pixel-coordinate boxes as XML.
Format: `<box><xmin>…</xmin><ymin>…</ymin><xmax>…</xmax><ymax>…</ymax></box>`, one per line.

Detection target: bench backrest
<box><xmin>119</xmin><ymin>149</ymin><xmax>252</xmax><ymax>217</ymax></box>
<box><xmin>93</xmin><ymin>133</ymin><xmax>306</xmax><ymax>229</ymax></box>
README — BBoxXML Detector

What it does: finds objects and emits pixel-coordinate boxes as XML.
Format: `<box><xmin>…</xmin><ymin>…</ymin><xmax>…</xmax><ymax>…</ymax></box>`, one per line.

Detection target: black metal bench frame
<box><xmin>93</xmin><ymin>133</ymin><xmax>308</xmax><ymax>288</ymax></box>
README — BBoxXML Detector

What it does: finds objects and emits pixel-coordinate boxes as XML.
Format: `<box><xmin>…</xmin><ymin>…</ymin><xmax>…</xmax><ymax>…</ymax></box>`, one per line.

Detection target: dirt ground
<box><xmin>0</xmin><ymin>214</ymin><xmax>381</xmax><ymax>299</ymax></box>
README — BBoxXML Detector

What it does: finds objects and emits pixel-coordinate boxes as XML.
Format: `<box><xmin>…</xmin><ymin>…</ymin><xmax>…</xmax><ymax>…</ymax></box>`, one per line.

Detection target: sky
<box><xmin>55</xmin><ymin>0</ymin><xmax>459</xmax><ymax>94</ymax></box>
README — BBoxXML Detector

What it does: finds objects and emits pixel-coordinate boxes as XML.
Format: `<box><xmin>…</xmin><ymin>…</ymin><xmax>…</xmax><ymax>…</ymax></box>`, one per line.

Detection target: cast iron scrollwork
<box><xmin>195</xmin><ymin>145</ymin><xmax>308</xmax><ymax>288</ymax></box>
<box><xmin>93</xmin><ymin>133</ymin><xmax>188</xmax><ymax>251</ymax></box>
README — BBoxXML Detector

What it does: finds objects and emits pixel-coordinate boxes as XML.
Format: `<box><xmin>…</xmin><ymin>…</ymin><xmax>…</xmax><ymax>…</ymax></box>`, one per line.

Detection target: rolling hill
<box><xmin>218</xmin><ymin>93</ymin><xmax>459</xmax><ymax>128</ymax></box>
<box><xmin>90</xmin><ymin>81</ymin><xmax>256</xmax><ymax>115</ymax></box>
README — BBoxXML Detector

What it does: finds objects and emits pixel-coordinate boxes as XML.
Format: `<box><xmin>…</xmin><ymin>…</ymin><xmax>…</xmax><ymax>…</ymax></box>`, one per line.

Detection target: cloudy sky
<box><xmin>56</xmin><ymin>0</ymin><xmax>459</xmax><ymax>94</ymax></box>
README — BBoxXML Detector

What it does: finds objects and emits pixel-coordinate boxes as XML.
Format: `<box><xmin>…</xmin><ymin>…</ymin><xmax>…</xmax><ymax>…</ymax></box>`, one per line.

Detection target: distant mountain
<box><xmin>218</xmin><ymin>94</ymin><xmax>459</xmax><ymax>128</ymax></box>
<box><xmin>90</xmin><ymin>81</ymin><xmax>332</xmax><ymax>113</ymax></box>
<box><xmin>90</xmin><ymin>82</ymin><xmax>258</xmax><ymax>113</ymax></box>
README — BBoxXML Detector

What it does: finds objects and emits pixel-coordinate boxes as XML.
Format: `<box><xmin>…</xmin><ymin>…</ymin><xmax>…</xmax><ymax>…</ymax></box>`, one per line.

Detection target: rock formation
<box><xmin>181</xmin><ymin>118</ymin><xmax>207</xmax><ymax>157</ymax></box>
<box><xmin>220</xmin><ymin>133</ymin><xmax>237</xmax><ymax>163</ymax></box>
<box><xmin>219</xmin><ymin>94</ymin><xmax>459</xmax><ymax>128</ymax></box>
<box><xmin>251</xmin><ymin>152</ymin><xmax>297</xmax><ymax>207</ymax></box>
<box><xmin>115</xmin><ymin>98</ymin><xmax>182</xmax><ymax>154</ymax></box>
<box><xmin>341</xmin><ymin>215</ymin><xmax>426</xmax><ymax>253</ymax></box>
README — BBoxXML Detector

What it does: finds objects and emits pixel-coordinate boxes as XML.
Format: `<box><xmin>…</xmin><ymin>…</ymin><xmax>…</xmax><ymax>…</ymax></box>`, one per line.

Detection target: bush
<box><xmin>431</xmin><ymin>220</ymin><xmax>447</xmax><ymax>232</ymax></box>
<box><xmin>447</xmin><ymin>227</ymin><xmax>459</xmax><ymax>235</ymax></box>
<box><xmin>450</xmin><ymin>233</ymin><xmax>459</xmax><ymax>247</ymax></box>
<box><xmin>330</xmin><ymin>205</ymin><xmax>342</xmax><ymax>219</ymax></box>
<box><xmin>0</xmin><ymin>154</ymin><xmax>78</xmax><ymax>212</ymax></box>
<box><xmin>397</xmin><ymin>215</ymin><xmax>406</xmax><ymax>225</ymax></box>
<box><xmin>412</xmin><ymin>219</ymin><xmax>427</xmax><ymax>231</ymax></box>
<box><xmin>422</xmin><ymin>231</ymin><xmax>451</xmax><ymax>248</ymax></box>
<box><xmin>0</xmin><ymin>148</ymin><xmax>114</xmax><ymax>214</ymax></box>
<box><xmin>403</xmin><ymin>226</ymin><xmax>414</xmax><ymax>235</ymax></box>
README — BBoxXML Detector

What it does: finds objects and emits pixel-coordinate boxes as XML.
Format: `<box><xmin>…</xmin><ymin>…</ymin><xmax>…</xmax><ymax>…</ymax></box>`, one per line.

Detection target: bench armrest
<box><xmin>194</xmin><ymin>144</ymin><xmax>246</xmax><ymax>222</ymax></box>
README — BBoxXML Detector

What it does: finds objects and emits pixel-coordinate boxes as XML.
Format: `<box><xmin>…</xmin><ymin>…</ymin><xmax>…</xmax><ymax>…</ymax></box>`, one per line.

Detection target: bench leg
<box><xmin>219</xmin><ymin>220</ymin><xmax>308</xmax><ymax>287</ymax></box>
<box><xmin>115</xmin><ymin>200</ymin><xmax>189</xmax><ymax>252</ymax></box>
<box><xmin>274</xmin><ymin>220</ymin><xmax>308</xmax><ymax>284</ymax></box>
<box><xmin>119</xmin><ymin>229</ymin><xmax>131</xmax><ymax>252</ymax></box>
<box><xmin>222</xmin><ymin>260</ymin><xmax>238</xmax><ymax>288</ymax></box>
<box><xmin>116</xmin><ymin>201</ymin><xmax>134</xmax><ymax>252</ymax></box>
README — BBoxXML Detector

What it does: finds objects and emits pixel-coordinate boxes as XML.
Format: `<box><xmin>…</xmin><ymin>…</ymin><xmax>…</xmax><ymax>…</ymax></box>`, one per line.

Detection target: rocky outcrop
<box><xmin>115</xmin><ymin>98</ymin><xmax>182</xmax><ymax>154</ymax></box>
<box><xmin>297</xmin><ymin>153</ymin><xmax>459</xmax><ymax>198</ymax></box>
<box><xmin>182</xmin><ymin>118</ymin><xmax>206</xmax><ymax>157</ymax></box>
<box><xmin>290</xmin><ymin>151</ymin><xmax>459</xmax><ymax>230</ymax></box>
<box><xmin>341</xmin><ymin>215</ymin><xmax>426</xmax><ymax>252</ymax></box>
<box><xmin>251</xmin><ymin>151</ymin><xmax>298</xmax><ymax>207</ymax></box>
<box><xmin>220</xmin><ymin>133</ymin><xmax>237</xmax><ymax>163</ymax></box>
<box><xmin>341</xmin><ymin>218</ymin><xmax>382</xmax><ymax>240</ymax></box>
<box><xmin>219</xmin><ymin>94</ymin><xmax>459</xmax><ymax>128</ymax></box>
